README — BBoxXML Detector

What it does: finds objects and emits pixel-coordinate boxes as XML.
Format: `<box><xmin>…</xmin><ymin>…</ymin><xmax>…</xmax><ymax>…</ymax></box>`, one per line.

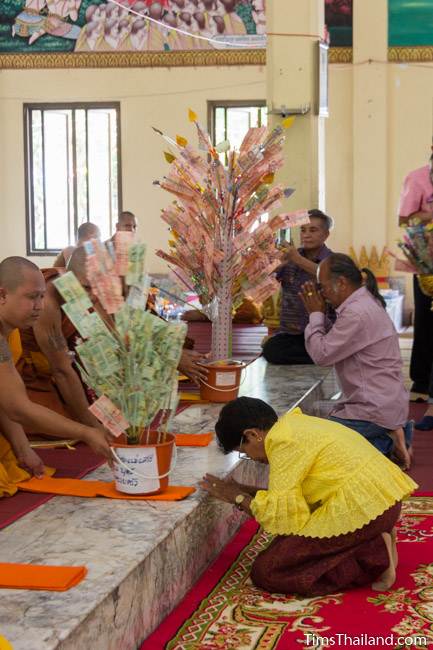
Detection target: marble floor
<box><xmin>0</xmin><ymin>360</ymin><xmax>337</xmax><ymax>650</ymax></box>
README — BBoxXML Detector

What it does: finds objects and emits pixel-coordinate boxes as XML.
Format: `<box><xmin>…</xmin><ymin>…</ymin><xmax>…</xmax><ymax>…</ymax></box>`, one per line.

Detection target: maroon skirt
<box><xmin>251</xmin><ymin>502</ymin><xmax>401</xmax><ymax>597</ymax></box>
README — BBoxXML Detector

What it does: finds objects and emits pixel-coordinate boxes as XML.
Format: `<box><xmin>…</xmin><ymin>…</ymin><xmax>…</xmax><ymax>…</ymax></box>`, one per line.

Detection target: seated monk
<box><xmin>0</xmin><ymin>257</ymin><xmax>111</xmax><ymax>497</ymax></box>
<box><xmin>53</xmin><ymin>221</ymin><xmax>101</xmax><ymax>269</ymax></box>
<box><xmin>17</xmin><ymin>247</ymin><xmax>207</xmax><ymax>426</ymax></box>
<box><xmin>17</xmin><ymin>263</ymin><xmax>104</xmax><ymax>433</ymax></box>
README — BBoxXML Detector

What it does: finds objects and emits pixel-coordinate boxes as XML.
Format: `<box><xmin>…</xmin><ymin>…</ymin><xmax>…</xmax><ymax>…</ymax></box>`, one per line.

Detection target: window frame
<box><xmin>23</xmin><ymin>101</ymin><xmax>123</xmax><ymax>256</ymax></box>
<box><xmin>207</xmin><ymin>100</ymin><xmax>267</xmax><ymax>147</ymax></box>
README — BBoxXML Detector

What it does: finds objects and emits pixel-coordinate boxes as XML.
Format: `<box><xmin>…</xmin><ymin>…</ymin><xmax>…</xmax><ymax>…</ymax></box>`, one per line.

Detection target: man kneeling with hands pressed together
<box><xmin>300</xmin><ymin>253</ymin><xmax>412</xmax><ymax>468</ymax></box>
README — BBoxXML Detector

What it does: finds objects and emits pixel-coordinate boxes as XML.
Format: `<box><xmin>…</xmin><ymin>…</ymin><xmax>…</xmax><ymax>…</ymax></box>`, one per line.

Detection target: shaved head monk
<box><xmin>0</xmin><ymin>256</ymin><xmax>111</xmax><ymax>495</ymax></box>
<box><xmin>53</xmin><ymin>222</ymin><xmax>101</xmax><ymax>268</ymax></box>
<box><xmin>17</xmin><ymin>251</ymin><xmax>110</xmax><ymax>433</ymax></box>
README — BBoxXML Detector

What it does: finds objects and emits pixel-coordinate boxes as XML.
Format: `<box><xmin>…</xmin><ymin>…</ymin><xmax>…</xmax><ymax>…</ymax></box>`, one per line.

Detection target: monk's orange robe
<box><xmin>17</xmin><ymin>269</ymin><xmax>77</xmax><ymax>427</ymax></box>
<box><xmin>0</xmin><ymin>330</ymin><xmax>31</xmax><ymax>497</ymax></box>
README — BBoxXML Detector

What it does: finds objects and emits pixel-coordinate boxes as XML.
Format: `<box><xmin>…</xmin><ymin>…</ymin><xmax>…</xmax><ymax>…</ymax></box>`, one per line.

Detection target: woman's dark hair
<box><xmin>327</xmin><ymin>253</ymin><xmax>386</xmax><ymax>308</ymax></box>
<box><xmin>215</xmin><ymin>397</ymin><xmax>278</xmax><ymax>454</ymax></box>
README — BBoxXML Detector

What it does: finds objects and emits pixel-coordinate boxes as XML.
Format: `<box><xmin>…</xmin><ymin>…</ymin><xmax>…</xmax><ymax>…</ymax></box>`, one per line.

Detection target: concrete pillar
<box><xmin>266</xmin><ymin>0</ymin><xmax>325</xmax><ymax>213</ymax></box>
<box><xmin>352</xmin><ymin>0</ymin><xmax>388</xmax><ymax>250</ymax></box>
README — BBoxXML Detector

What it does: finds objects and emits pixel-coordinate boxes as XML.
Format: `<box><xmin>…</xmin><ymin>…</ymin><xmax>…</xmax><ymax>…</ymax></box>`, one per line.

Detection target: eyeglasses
<box><xmin>237</xmin><ymin>437</ymin><xmax>251</xmax><ymax>461</ymax></box>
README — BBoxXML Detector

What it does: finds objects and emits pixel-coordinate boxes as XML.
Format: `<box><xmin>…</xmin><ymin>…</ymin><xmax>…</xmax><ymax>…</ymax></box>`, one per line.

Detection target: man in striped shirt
<box><xmin>262</xmin><ymin>210</ymin><xmax>333</xmax><ymax>365</ymax></box>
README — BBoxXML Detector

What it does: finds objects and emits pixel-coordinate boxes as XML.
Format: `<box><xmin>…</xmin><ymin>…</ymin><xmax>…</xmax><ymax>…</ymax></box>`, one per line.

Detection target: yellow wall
<box><xmin>1</xmin><ymin>59</ymin><xmax>433</xmax><ymax>287</ymax></box>
<box><xmin>0</xmin><ymin>65</ymin><xmax>265</xmax><ymax>271</ymax></box>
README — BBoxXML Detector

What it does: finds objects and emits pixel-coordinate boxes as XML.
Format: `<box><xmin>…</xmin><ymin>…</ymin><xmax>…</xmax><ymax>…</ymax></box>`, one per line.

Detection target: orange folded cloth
<box><xmin>175</xmin><ymin>433</ymin><xmax>213</xmax><ymax>447</ymax></box>
<box><xmin>17</xmin><ymin>476</ymin><xmax>195</xmax><ymax>501</ymax></box>
<box><xmin>0</xmin><ymin>562</ymin><xmax>87</xmax><ymax>591</ymax></box>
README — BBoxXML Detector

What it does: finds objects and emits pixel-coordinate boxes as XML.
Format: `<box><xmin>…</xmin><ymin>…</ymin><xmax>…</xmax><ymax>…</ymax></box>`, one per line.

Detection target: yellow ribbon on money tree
<box><xmin>53</xmin><ymin>234</ymin><xmax>186</xmax><ymax>445</ymax></box>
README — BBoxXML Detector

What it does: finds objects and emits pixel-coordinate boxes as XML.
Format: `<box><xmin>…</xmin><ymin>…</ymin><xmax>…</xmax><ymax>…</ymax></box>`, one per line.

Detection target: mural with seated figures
<box><xmin>0</xmin><ymin>0</ymin><xmax>265</xmax><ymax>53</ymax></box>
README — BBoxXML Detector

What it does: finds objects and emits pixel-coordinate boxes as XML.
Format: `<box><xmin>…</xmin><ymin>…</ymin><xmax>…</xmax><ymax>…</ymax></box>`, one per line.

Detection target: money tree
<box><xmin>53</xmin><ymin>234</ymin><xmax>186</xmax><ymax>445</ymax></box>
<box><xmin>155</xmin><ymin>110</ymin><xmax>306</xmax><ymax>361</ymax></box>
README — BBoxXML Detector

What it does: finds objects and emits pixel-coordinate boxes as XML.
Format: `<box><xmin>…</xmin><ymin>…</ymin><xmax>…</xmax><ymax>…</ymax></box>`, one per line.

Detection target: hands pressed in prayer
<box><xmin>17</xmin><ymin>446</ymin><xmax>45</xmax><ymax>479</ymax></box>
<box><xmin>299</xmin><ymin>280</ymin><xmax>326</xmax><ymax>314</ymax></box>
<box><xmin>178</xmin><ymin>349</ymin><xmax>209</xmax><ymax>385</ymax></box>
<box><xmin>199</xmin><ymin>473</ymin><xmax>244</xmax><ymax>504</ymax></box>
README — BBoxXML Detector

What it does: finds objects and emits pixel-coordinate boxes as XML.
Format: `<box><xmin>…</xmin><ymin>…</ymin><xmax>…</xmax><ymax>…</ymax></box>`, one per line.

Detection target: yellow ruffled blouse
<box><xmin>250</xmin><ymin>408</ymin><xmax>417</xmax><ymax>539</ymax></box>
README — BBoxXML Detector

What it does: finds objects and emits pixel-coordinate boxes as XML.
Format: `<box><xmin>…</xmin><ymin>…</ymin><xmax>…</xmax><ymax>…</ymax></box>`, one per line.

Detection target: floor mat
<box><xmin>141</xmin><ymin>495</ymin><xmax>433</xmax><ymax>650</ymax></box>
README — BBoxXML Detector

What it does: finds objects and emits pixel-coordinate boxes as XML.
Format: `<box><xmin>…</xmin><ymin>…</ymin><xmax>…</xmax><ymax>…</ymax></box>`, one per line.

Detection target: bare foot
<box><xmin>390</xmin><ymin>428</ymin><xmax>411</xmax><ymax>470</ymax></box>
<box><xmin>391</xmin><ymin>527</ymin><xmax>398</xmax><ymax>568</ymax></box>
<box><xmin>372</xmin><ymin>532</ymin><xmax>396</xmax><ymax>591</ymax></box>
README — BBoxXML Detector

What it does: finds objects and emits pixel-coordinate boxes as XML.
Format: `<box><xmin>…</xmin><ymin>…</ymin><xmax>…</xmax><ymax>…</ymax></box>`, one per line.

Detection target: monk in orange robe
<box><xmin>0</xmin><ymin>257</ymin><xmax>112</xmax><ymax>497</ymax></box>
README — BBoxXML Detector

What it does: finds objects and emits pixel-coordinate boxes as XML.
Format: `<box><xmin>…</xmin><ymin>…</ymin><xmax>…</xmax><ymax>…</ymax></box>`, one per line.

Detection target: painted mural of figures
<box><xmin>12</xmin><ymin>0</ymin><xmax>47</xmax><ymax>44</ymax></box>
<box><xmin>99</xmin><ymin>17</ymin><xmax>131</xmax><ymax>49</ymax></box>
<box><xmin>75</xmin><ymin>19</ymin><xmax>104</xmax><ymax>50</ymax></box>
<box><xmin>21</xmin><ymin>0</ymin><xmax>83</xmax><ymax>43</ymax></box>
<box><xmin>162</xmin><ymin>12</ymin><xmax>184</xmax><ymax>50</ymax></box>
<box><xmin>251</xmin><ymin>0</ymin><xmax>265</xmax><ymax>35</ymax></box>
<box><xmin>70</xmin><ymin>0</ymin><xmax>262</xmax><ymax>54</ymax></box>
<box><xmin>130</xmin><ymin>18</ymin><xmax>149</xmax><ymax>49</ymax></box>
<box><xmin>85</xmin><ymin>3</ymin><xmax>107</xmax><ymax>24</ymax></box>
<box><xmin>220</xmin><ymin>0</ymin><xmax>246</xmax><ymax>34</ymax></box>
<box><xmin>192</xmin><ymin>11</ymin><xmax>213</xmax><ymax>47</ymax></box>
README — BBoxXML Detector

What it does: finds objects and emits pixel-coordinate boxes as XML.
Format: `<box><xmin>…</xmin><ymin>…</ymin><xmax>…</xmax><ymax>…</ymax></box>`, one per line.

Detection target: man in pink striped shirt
<box><xmin>301</xmin><ymin>254</ymin><xmax>411</xmax><ymax>461</ymax></box>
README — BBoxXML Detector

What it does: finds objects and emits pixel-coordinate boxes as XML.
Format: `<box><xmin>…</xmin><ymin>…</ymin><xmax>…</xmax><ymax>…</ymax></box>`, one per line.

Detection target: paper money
<box><xmin>53</xmin><ymin>272</ymin><xmax>92</xmax><ymax>309</ymax></box>
<box><xmin>114</xmin><ymin>231</ymin><xmax>135</xmax><ymax>276</ymax></box>
<box><xmin>279</xmin><ymin>210</ymin><xmax>311</xmax><ymax>227</ymax></box>
<box><xmin>126</xmin><ymin>244</ymin><xmax>146</xmax><ymax>286</ymax></box>
<box><xmin>88</xmin><ymin>395</ymin><xmax>129</xmax><ymax>437</ymax></box>
<box><xmin>76</xmin><ymin>336</ymin><xmax>121</xmax><ymax>377</ymax></box>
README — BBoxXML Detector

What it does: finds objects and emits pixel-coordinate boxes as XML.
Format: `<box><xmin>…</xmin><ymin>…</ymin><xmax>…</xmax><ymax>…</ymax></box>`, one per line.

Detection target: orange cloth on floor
<box><xmin>0</xmin><ymin>562</ymin><xmax>87</xmax><ymax>591</ymax></box>
<box><xmin>175</xmin><ymin>433</ymin><xmax>213</xmax><ymax>447</ymax></box>
<box><xmin>0</xmin><ymin>434</ymin><xmax>31</xmax><ymax>498</ymax></box>
<box><xmin>17</xmin><ymin>476</ymin><xmax>195</xmax><ymax>500</ymax></box>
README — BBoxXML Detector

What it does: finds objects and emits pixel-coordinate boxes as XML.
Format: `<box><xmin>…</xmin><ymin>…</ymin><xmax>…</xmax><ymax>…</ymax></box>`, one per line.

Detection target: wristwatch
<box><xmin>235</xmin><ymin>494</ymin><xmax>246</xmax><ymax>510</ymax></box>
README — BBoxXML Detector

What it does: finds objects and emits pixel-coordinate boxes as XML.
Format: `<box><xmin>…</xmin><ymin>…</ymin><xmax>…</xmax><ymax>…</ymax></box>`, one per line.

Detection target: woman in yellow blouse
<box><xmin>200</xmin><ymin>397</ymin><xmax>417</xmax><ymax>596</ymax></box>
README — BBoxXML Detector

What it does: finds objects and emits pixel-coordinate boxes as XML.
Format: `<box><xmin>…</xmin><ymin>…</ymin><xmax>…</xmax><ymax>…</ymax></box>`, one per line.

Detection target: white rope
<box><xmin>111</xmin><ymin>443</ymin><xmax>177</xmax><ymax>481</ymax></box>
<box><xmin>106</xmin><ymin>0</ymin><xmax>257</xmax><ymax>49</ymax></box>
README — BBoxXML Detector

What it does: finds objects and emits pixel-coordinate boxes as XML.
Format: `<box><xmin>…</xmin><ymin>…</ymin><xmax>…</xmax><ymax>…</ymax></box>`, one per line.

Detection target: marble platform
<box><xmin>0</xmin><ymin>360</ymin><xmax>338</xmax><ymax>650</ymax></box>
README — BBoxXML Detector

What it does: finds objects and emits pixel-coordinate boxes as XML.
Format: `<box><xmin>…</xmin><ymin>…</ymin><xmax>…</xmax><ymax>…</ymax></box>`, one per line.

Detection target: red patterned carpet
<box><xmin>141</xmin><ymin>495</ymin><xmax>433</xmax><ymax>650</ymax></box>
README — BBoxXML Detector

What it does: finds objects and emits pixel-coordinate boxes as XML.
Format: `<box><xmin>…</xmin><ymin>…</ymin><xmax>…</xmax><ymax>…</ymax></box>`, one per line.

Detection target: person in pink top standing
<box><xmin>398</xmin><ymin>154</ymin><xmax>433</xmax><ymax>430</ymax></box>
<box><xmin>300</xmin><ymin>253</ymin><xmax>412</xmax><ymax>465</ymax></box>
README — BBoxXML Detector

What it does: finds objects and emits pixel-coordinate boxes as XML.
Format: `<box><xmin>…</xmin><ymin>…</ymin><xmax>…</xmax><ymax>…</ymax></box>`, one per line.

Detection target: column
<box><xmin>266</xmin><ymin>0</ymin><xmax>325</xmax><ymax>213</ymax></box>
<box><xmin>352</xmin><ymin>0</ymin><xmax>388</xmax><ymax>250</ymax></box>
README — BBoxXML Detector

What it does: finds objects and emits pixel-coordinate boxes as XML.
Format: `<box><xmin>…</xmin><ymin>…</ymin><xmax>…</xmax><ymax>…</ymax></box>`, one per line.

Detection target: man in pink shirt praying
<box><xmin>301</xmin><ymin>253</ymin><xmax>411</xmax><ymax>462</ymax></box>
